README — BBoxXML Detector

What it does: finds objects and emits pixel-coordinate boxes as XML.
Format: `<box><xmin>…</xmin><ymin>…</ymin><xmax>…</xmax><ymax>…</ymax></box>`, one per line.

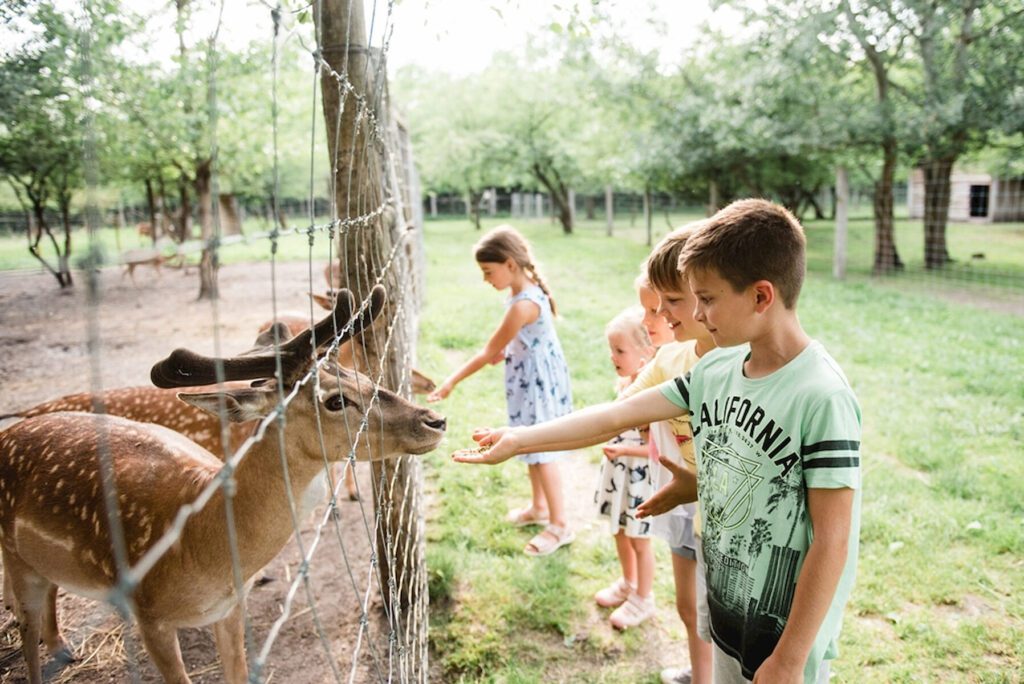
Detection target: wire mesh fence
<box><xmin>0</xmin><ymin>1</ymin><xmax>436</xmax><ymax>683</ymax></box>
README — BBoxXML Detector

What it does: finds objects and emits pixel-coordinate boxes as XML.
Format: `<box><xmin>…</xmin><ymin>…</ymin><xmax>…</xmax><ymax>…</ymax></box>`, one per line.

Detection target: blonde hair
<box><xmin>646</xmin><ymin>220</ymin><xmax>708</xmax><ymax>292</ymax></box>
<box><xmin>605</xmin><ymin>306</ymin><xmax>651</xmax><ymax>351</ymax></box>
<box><xmin>474</xmin><ymin>224</ymin><xmax>559</xmax><ymax>315</ymax></box>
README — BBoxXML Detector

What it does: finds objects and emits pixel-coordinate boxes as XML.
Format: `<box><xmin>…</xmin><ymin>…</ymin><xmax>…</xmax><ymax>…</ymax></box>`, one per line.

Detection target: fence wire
<box><xmin>1</xmin><ymin>0</ymin><xmax>430</xmax><ymax>682</ymax></box>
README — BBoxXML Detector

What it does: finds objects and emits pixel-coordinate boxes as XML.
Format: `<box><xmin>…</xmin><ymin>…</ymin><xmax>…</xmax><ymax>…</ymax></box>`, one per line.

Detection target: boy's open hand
<box><xmin>451</xmin><ymin>427</ymin><xmax>518</xmax><ymax>464</ymax></box>
<box><xmin>636</xmin><ymin>456</ymin><xmax>698</xmax><ymax>517</ymax></box>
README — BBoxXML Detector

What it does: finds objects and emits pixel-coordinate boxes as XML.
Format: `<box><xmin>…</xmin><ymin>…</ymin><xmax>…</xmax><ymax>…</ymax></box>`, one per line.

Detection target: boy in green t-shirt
<box><xmin>454</xmin><ymin>199</ymin><xmax>861</xmax><ymax>684</ymax></box>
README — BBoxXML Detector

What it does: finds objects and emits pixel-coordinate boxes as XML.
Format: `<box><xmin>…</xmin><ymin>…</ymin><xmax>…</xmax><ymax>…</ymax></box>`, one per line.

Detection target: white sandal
<box><xmin>524</xmin><ymin>524</ymin><xmax>575</xmax><ymax>557</ymax></box>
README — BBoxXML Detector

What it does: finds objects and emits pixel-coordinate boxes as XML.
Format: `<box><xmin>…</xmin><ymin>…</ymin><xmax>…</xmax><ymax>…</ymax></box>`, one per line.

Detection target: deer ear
<box><xmin>310</xmin><ymin>292</ymin><xmax>334</xmax><ymax>311</ymax></box>
<box><xmin>178</xmin><ymin>388</ymin><xmax>275</xmax><ymax>422</ymax></box>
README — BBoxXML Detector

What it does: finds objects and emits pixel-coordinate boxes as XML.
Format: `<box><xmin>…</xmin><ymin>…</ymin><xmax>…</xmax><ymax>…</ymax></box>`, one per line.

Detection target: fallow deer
<box><xmin>0</xmin><ymin>285</ymin><xmax>446</xmax><ymax>684</ymax></box>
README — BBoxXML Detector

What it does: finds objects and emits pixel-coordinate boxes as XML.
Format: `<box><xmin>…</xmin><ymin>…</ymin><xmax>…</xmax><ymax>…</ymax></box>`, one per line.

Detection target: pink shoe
<box><xmin>594</xmin><ymin>577</ymin><xmax>634</xmax><ymax>608</ymax></box>
<box><xmin>609</xmin><ymin>591</ymin><xmax>655</xmax><ymax>630</ymax></box>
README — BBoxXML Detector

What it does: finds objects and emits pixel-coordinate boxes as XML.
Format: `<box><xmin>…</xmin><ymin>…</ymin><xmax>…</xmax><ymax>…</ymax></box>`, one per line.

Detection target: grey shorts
<box><xmin>668</xmin><ymin>514</ymin><xmax>697</xmax><ymax>559</ymax></box>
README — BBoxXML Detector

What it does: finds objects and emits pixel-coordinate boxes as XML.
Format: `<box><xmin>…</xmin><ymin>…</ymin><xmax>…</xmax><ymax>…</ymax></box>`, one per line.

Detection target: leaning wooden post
<box><xmin>316</xmin><ymin>0</ymin><xmax>423</xmax><ymax>647</ymax></box>
<box><xmin>834</xmin><ymin>166</ymin><xmax>849</xmax><ymax>280</ymax></box>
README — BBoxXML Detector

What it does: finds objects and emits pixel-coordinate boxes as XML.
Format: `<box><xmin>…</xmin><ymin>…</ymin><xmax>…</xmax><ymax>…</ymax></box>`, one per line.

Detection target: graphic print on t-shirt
<box><xmin>696</xmin><ymin>407</ymin><xmax>809</xmax><ymax>676</ymax></box>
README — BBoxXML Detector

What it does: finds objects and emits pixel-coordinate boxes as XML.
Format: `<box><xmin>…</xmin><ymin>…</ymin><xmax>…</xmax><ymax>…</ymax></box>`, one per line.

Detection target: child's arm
<box><xmin>752</xmin><ymin>487</ymin><xmax>854</xmax><ymax>684</ymax></box>
<box><xmin>452</xmin><ymin>387</ymin><xmax>681</xmax><ymax>464</ymax></box>
<box><xmin>428</xmin><ymin>300</ymin><xmax>537</xmax><ymax>401</ymax></box>
<box><xmin>602</xmin><ymin>442</ymin><xmax>650</xmax><ymax>460</ymax></box>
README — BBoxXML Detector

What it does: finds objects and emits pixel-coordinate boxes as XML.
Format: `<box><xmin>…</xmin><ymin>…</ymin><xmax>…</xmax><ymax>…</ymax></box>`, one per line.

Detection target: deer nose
<box><xmin>425</xmin><ymin>417</ymin><xmax>446</xmax><ymax>432</ymax></box>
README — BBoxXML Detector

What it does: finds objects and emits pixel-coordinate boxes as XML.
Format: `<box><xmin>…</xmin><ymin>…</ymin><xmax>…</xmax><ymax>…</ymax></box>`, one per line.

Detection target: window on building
<box><xmin>969</xmin><ymin>185</ymin><xmax>990</xmax><ymax>217</ymax></box>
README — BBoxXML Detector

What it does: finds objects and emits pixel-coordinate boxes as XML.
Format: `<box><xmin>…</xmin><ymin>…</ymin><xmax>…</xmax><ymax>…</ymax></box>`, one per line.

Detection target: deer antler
<box><xmin>150</xmin><ymin>285</ymin><xmax>386</xmax><ymax>388</ymax></box>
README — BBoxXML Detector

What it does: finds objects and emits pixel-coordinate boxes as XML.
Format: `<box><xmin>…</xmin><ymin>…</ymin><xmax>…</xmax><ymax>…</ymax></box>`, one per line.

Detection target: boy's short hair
<box><xmin>679</xmin><ymin>199</ymin><xmax>806</xmax><ymax>308</ymax></box>
<box><xmin>646</xmin><ymin>220</ymin><xmax>707</xmax><ymax>293</ymax></box>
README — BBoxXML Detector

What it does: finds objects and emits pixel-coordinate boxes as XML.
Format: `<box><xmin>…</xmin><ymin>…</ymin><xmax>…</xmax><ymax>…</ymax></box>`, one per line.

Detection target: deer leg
<box><xmin>211</xmin><ymin>600</ymin><xmax>249</xmax><ymax>684</ymax></box>
<box><xmin>2</xmin><ymin>559</ymin><xmax>15</xmax><ymax>613</ymax></box>
<box><xmin>136</xmin><ymin>618</ymin><xmax>191</xmax><ymax>684</ymax></box>
<box><xmin>42</xmin><ymin>584</ymin><xmax>73</xmax><ymax>662</ymax></box>
<box><xmin>6</xmin><ymin>558</ymin><xmax>48</xmax><ymax>684</ymax></box>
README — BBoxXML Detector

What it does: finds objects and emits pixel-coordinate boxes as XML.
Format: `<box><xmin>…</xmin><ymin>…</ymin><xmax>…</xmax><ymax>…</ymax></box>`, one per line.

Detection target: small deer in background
<box><xmin>0</xmin><ymin>286</ymin><xmax>446</xmax><ymax>684</ymax></box>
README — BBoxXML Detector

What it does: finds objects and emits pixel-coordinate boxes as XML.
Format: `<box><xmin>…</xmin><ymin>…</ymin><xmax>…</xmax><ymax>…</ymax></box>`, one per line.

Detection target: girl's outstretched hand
<box><xmin>636</xmin><ymin>456</ymin><xmax>698</xmax><ymax>518</ymax></box>
<box><xmin>426</xmin><ymin>380</ymin><xmax>454</xmax><ymax>403</ymax></box>
<box><xmin>451</xmin><ymin>427</ymin><xmax>518</xmax><ymax>464</ymax></box>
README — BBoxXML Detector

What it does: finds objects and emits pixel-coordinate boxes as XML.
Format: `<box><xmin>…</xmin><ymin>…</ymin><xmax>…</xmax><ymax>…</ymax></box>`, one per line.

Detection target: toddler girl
<box><xmin>593</xmin><ymin>306</ymin><xmax>658</xmax><ymax>629</ymax></box>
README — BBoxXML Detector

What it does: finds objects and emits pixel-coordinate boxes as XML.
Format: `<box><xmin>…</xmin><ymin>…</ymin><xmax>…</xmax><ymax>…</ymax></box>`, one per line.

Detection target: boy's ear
<box><xmin>752</xmin><ymin>280</ymin><xmax>775</xmax><ymax>313</ymax></box>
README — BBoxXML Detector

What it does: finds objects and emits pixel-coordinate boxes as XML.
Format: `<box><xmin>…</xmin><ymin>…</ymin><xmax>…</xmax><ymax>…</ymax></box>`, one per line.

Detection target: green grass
<box><xmin>417</xmin><ymin>217</ymin><xmax>1023</xmax><ymax>682</ymax></box>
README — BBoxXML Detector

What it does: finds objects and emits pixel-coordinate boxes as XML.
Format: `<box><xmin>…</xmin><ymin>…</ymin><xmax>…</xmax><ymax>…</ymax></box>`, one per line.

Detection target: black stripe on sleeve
<box><xmin>804</xmin><ymin>457</ymin><xmax>860</xmax><ymax>469</ymax></box>
<box><xmin>673</xmin><ymin>375</ymin><xmax>690</xmax><ymax>407</ymax></box>
<box><xmin>802</xmin><ymin>440</ymin><xmax>860</xmax><ymax>456</ymax></box>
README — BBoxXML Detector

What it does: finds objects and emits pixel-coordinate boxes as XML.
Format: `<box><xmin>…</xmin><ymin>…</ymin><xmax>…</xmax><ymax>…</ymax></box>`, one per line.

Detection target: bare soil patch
<box><xmin>0</xmin><ymin>263</ymin><xmax>402</xmax><ymax>683</ymax></box>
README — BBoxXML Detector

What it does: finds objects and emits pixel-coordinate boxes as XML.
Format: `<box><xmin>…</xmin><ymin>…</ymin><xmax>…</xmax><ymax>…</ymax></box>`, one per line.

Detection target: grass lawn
<box><xmin>417</xmin><ymin>216</ymin><xmax>1023</xmax><ymax>683</ymax></box>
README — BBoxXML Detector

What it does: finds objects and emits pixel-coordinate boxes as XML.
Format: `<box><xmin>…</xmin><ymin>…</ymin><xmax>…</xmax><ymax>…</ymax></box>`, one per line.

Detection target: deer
<box><xmin>1</xmin><ymin>321</ymin><xmax>366</xmax><ymax>503</ymax></box>
<box><xmin>0</xmin><ymin>285</ymin><xmax>446</xmax><ymax>684</ymax></box>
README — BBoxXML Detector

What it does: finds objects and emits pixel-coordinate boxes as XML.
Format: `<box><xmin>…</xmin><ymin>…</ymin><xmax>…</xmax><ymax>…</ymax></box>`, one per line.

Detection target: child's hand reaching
<box><xmin>427</xmin><ymin>379</ymin><xmax>454</xmax><ymax>403</ymax></box>
<box><xmin>451</xmin><ymin>427</ymin><xmax>519</xmax><ymax>464</ymax></box>
<box><xmin>636</xmin><ymin>456</ymin><xmax>698</xmax><ymax>517</ymax></box>
<box><xmin>602</xmin><ymin>444</ymin><xmax>630</xmax><ymax>461</ymax></box>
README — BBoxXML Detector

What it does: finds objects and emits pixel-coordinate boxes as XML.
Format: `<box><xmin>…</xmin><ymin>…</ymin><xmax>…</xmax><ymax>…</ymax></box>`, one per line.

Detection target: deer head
<box><xmin>0</xmin><ymin>285</ymin><xmax>445</xmax><ymax>684</ymax></box>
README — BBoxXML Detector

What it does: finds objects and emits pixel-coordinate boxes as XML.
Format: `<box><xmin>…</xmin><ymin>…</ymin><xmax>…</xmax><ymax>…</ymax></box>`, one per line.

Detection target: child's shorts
<box><xmin>662</xmin><ymin>507</ymin><xmax>698</xmax><ymax>559</ymax></box>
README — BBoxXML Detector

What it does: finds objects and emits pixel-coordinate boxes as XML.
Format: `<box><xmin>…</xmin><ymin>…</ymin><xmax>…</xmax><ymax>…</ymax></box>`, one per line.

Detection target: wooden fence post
<box><xmin>834</xmin><ymin>166</ymin><xmax>849</xmax><ymax>280</ymax></box>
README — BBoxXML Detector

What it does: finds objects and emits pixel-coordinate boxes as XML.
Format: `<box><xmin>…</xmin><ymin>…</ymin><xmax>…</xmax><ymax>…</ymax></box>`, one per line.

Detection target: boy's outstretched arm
<box><xmin>452</xmin><ymin>387</ymin><xmax>680</xmax><ymax>464</ymax></box>
<box><xmin>635</xmin><ymin>457</ymin><xmax>697</xmax><ymax>516</ymax></box>
<box><xmin>752</xmin><ymin>487</ymin><xmax>854</xmax><ymax>684</ymax></box>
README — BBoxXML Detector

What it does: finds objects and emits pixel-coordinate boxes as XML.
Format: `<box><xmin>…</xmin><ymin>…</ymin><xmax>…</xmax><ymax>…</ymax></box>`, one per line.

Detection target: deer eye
<box><xmin>324</xmin><ymin>394</ymin><xmax>351</xmax><ymax>412</ymax></box>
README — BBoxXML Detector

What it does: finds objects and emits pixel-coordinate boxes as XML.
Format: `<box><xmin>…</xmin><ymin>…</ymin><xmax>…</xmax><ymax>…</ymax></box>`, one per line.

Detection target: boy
<box><xmin>454</xmin><ymin>199</ymin><xmax>861</xmax><ymax>684</ymax></box>
<box><xmin>624</xmin><ymin>228</ymin><xmax>714</xmax><ymax>683</ymax></box>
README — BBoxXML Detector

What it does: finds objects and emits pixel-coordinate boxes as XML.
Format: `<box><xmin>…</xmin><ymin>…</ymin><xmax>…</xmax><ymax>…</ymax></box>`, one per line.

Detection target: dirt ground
<box><xmin>0</xmin><ymin>261</ymin><xmax>410</xmax><ymax>683</ymax></box>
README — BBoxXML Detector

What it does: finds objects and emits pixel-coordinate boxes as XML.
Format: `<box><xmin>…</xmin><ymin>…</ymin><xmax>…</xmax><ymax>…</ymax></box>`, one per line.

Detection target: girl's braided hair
<box><xmin>474</xmin><ymin>224</ymin><xmax>559</xmax><ymax>316</ymax></box>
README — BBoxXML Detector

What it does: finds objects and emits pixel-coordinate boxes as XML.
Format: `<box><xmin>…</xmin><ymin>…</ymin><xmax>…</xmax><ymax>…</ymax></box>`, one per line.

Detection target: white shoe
<box><xmin>660</xmin><ymin>667</ymin><xmax>692</xmax><ymax>684</ymax></box>
<box><xmin>609</xmin><ymin>590</ymin><xmax>655</xmax><ymax>630</ymax></box>
<box><xmin>594</xmin><ymin>577</ymin><xmax>633</xmax><ymax>608</ymax></box>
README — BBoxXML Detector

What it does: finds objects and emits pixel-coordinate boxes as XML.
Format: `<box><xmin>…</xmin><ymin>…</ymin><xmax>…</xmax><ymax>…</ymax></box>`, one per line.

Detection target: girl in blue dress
<box><xmin>429</xmin><ymin>225</ymin><xmax>574</xmax><ymax>556</ymax></box>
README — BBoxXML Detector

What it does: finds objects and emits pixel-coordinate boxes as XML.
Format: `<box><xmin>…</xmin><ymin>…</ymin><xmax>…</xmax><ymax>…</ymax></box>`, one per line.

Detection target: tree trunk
<box><xmin>195</xmin><ymin>158</ymin><xmax>218</xmax><ymax>300</ymax></box>
<box><xmin>922</xmin><ymin>156</ymin><xmax>955</xmax><ymax>269</ymax></box>
<box><xmin>57</xmin><ymin>192</ymin><xmax>73</xmax><ymax>287</ymax></box>
<box><xmin>872</xmin><ymin>140</ymin><xmax>904</xmax><ymax>273</ymax></box>
<box><xmin>317</xmin><ymin>0</ymin><xmax>421</xmax><ymax>634</ymax></box>
<box><xmin>467</xmin><ymin>189</ymin><xmax>483</xmax><ymax>230</ymax></box>
<box><xmin>145</xmin><ymin>178</ymin><xmax>158</xmax><ymax>246</ymax></box>
<box><xmin>708</xmin><ymin>180</ymin><xmax>719</xmax><ymax>216</ymax></box>
<box><xmin>530</xmin><ymin>163</ymin><xmax>572</xmax><ymax>234</ymax></box>
<box><xmin>175</xmin><ymin>176</ymin><xmax>191</xmax><ymax>243</ymax></box>
<box><xmin>604</xmin><ymin>185</ymin><xmax>613</xmax><ymax>236</ymax></box>
<box><xmin>584</xmin><ymin>194</ymin><xmax>596</xmax><ymax>220</ymax></box>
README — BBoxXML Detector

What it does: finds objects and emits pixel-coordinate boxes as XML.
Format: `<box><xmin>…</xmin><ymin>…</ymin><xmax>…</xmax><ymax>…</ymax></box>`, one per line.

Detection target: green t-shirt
<box><xmin>660</xmin><ymin>341</ymin><xmax>861</xmax><ymax>682</ymax></box>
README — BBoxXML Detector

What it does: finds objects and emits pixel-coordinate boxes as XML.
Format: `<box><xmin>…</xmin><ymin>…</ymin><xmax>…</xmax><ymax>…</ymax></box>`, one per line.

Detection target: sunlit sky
<box><xmin>121</xmin><ymin>0</ymin><xmax>741</xmax><ymax>76</ymax></box>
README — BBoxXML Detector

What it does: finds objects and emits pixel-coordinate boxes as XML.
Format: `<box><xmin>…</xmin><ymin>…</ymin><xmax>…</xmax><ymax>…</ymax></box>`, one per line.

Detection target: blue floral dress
<box><xmin>504</xmin><ymin>285</ymin><xmax>573</xmax><ymax>464</ymax></box>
